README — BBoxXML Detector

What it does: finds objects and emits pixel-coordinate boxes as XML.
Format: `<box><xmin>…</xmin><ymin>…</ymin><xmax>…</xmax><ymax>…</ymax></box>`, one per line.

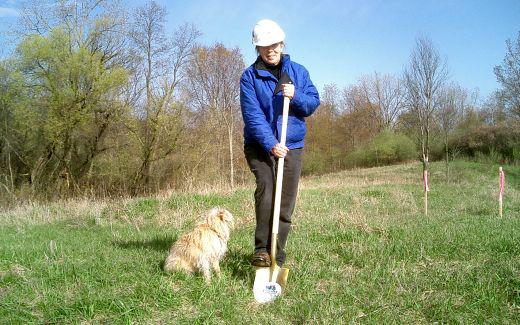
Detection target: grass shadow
<box><xmin>113</xmin><ymin>237</ymin><xmax>255</xmax><ymax>284</ymax></box>
<box><xmin>112</xmin><ymin>235</ymin><xmax>177</xmax><ymax>252</ymax></box>
<box><xmin>222</xmin><ymin>249</ymin><xmax>255</xmax><ymax>285</ymax></box>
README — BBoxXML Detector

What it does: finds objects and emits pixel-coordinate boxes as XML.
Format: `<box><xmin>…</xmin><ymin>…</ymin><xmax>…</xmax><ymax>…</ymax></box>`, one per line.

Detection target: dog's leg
<box><xmin>211</xmin><ymin>260</ymin><xmax>221</xmax><ymax>278</ymax></box>
<box><xmin>200</xmin><ymin>259</ymin><xmax>212</xmax><ymax>284</ymax></box>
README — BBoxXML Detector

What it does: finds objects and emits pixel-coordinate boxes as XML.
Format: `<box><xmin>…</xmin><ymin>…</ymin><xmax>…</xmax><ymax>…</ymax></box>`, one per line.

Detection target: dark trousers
<box><xmin>244</xmin><ymin>143</ymin><xmax>302</xmax><ymax>266</ymax></box>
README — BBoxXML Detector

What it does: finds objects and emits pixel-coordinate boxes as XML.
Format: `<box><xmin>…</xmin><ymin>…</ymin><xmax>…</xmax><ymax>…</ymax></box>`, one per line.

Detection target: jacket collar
<box><xmin>254</xmin><ymin>54</ymin><xmax>291</xmax><ymax>79</ymax></box>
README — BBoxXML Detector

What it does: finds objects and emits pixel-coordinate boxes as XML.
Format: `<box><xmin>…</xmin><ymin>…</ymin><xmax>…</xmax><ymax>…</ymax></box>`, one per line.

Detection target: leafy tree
<box><xmin>0</xmin><ymin>0</ymin><xmax>132</xmax><ymax>199</ymax></box>
<box><xmin>14</xmin><ymin>27</ymin><xmax>128</xmax><ymax>193</ymax></box>
<box><xmin>0</xmin><ymin>60</ymin><xmax>28</xmax><ymax>194</ymax></box>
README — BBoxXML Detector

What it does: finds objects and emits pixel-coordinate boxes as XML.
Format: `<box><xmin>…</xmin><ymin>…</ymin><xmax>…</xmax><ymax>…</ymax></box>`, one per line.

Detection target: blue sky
<box><xmin>1</xmin><ymin>0</ymin><xmax>519</xmax><ymax>98</ymax></box>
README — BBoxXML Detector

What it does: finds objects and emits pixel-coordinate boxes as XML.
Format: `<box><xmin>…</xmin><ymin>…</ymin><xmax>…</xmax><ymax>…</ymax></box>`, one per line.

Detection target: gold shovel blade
<box><xmin>253</xmin><ymin>265</ymin><xmax>289</xmax><ymax>287</ymax></box>
<box><xmin>253</xmin><ymin>266</ymin><xmax>289</xmax><ymax>303</ymax></box>
<box><xmin>277</xmin><ymin>267</ymin><xmax>289</xmax><ymax>286</ymax></box>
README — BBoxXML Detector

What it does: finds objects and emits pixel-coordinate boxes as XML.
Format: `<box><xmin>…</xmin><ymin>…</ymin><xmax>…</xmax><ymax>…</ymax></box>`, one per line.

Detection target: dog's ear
<box><xmin>218</xmin><ymin>212</ymin><xmax>225</xmax><ymax>221</ymax></box>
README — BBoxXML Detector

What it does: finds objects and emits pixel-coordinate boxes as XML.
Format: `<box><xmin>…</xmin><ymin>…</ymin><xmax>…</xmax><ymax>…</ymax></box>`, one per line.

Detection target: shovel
<box><xmin>253</xmin><ymin>72</ymin><xmax>292</xmax><ymax>303</ymax></box>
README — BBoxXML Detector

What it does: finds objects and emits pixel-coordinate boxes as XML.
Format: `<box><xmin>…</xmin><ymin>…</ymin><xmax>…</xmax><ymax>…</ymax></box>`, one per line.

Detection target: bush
<box><xmin>346</xmin><ymin>130</ymin><xmax>417</xmax><ymax>167</ymax></box>
<box><xmin>302</xmin><ymin>148</ymin><xmax>344</xmax><ymax>176</ymax></box>
<box><xmin>452</xmin><ymin>123</ymin><xmax>520</xmax><ymax>164</ymax></box>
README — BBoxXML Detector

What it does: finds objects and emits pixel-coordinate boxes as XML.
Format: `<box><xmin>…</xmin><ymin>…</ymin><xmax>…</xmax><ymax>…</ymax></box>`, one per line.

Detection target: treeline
<box><xmin>0</xmin><ymin>0</ymin><xmax>247</xmax><ymax>204</ymax></box>
<box><xmin>1</xmin><ymin>0</ymin><xmax>519</xmax><ymax>205</ymax></box>
<box><xmin>306</xmin><ymin>72</ymin><xmax>519</xmax><ymax>175</ymax></box>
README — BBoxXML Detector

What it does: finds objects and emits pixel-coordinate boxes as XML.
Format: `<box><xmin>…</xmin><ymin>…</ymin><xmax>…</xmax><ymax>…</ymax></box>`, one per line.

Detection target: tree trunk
<box><xmin>445</xmin><ymin>133</ymin><xmax>449</xmax><ymax>182</ymax></box>
<box><xmin>134</xmin><ymin>143</ymin><xmax>153</xmax><ymax>193</ymax></box>
<box><xmin>422</xmin><ymin>122</ymin><xmax>429</xmax><ymax>216</ymax></box>
<box><xmin>228</xmin><ymin>125</ymin><xmax>234</xmax><ymax>190</ymax></box>
<box><xmin>422</xmin><ymin>154</ymin><xmax>429</xmax><ymax>216</ymax></box>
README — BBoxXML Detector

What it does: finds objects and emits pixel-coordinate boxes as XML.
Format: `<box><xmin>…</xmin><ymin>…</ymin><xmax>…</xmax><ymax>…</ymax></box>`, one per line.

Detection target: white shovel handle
<box><xmin>270</xmin><ymin>96</ymin><xmax>290</xmax><ymax>276</ymax></box>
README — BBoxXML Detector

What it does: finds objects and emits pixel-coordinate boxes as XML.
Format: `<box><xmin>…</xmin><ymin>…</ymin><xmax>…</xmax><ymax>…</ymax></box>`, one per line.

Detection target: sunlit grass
<box><xmin>1</xmin><ymin>161</ymin><xmax>519</xmax><ymax>323</ymax></box>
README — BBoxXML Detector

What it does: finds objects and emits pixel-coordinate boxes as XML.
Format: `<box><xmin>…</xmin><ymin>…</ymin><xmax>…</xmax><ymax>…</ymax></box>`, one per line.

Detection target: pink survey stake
<box><xmin>499</xmin><ymin>168</ymin><xmax>505</xmax><ymax>196</ymax></box>
<box><xmin>423</xmin><ymin>170</ymin><xmax>429</xmax><ymax>192</ymax></box>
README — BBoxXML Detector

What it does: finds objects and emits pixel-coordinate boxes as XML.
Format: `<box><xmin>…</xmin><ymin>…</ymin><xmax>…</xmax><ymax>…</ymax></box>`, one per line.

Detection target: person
<box><xmin>240</xmin><ymin>19</ymin><xmax>320</xmax><ymax>268</ymax></box>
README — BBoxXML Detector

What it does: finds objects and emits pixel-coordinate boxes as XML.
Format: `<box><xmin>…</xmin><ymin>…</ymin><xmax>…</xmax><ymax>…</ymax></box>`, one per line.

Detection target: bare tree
<box><xmin>403</xmin><ymin>36</ymin><xmax>449</xmax><ymax>214</ymax></box>
<box><xmin>494</xmin><ymin>31</ymin><xmax>520</xmax><ymax>119</ymax></box>
<box><xmin>15</xmin><ymin>1</ymin><xmax>127</xmax><ymax>38</ymax></box>
<box><xmin>359</xmin><ymin>72</ymin><xmax>406</xmax><ymax>130</ymax></box>
<box><xmin>127</xmin><ymin>0</ymin><xmax>200</xmax><ymax>191</ymax></box>
<box><xmin>436</xmin><ymin>83</ymin><xmax>466</xmax><ymax>180</ymax></box>
<box><xmin>482</xmin><ymin>90</ymin><xmax>508</xmax><ymax>125</ymax></box>
<box><xmin>185</xmin><ymin>43</ymin><xmax>245</xmax><ymax>189</ymax></box>
<box><xmin>306</xmin><ymin>83</ymin><xmax>343</xmax><ymax>171</ymax></box>
<box><xmin>339</xmin><ymin>84</ymin><xmax>380</xmax><ymax>148</ymax></box>
<box><xmin>321</xmin><ymin>84</ymin><xmax>339</xmax><ymax>169</ymax></box>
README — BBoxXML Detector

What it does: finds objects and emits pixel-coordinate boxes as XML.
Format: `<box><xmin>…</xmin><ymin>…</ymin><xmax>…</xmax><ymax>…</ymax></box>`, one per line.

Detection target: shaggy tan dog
<box><xmin>163</xmin><ymin>207</ymin><xmax>234</xmax><ymax>283</ymax></box>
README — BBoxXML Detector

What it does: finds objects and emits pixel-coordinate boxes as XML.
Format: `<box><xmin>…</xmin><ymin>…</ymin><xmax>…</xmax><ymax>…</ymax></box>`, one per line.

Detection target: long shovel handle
<box><xmin>270</xmin><ymin>96</ymin><xmax>290</xmax><ymax>279</ymax></box>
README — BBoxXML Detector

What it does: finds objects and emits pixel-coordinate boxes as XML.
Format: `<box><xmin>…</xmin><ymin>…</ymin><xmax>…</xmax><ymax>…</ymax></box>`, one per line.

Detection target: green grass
<box><xmin>1</xmin><ymin>161</ymin><xmax>519</xmax><ymax>323</ymax></box>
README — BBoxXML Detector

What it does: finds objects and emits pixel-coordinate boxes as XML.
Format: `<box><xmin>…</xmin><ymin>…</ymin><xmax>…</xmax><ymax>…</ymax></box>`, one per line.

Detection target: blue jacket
<box><xmin>240</xmin><ymin>54</ymin><xmax>320</xmax><ymax>153</ymax></box>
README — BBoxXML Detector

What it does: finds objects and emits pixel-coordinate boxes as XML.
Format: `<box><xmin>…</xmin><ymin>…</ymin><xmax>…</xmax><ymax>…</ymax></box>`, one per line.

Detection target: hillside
<box><xmin>1</xmin><ymin>161</ymin><xmax>519</xmax><ymax>323</ymax></box>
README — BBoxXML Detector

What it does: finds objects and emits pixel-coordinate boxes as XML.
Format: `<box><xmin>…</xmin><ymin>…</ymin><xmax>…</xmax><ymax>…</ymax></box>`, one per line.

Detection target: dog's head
<box><xmin>206</xmin><ymin>207</ymin><xmax>235</xmax><ymax>230</ymax></box>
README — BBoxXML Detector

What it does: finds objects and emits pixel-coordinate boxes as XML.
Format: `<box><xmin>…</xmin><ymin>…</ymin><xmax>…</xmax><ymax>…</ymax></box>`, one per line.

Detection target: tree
<box><xmin>436</xmin><ymin>83</ymin><xmax>466</xmax><ymax>180</ymax></box>
<box><xmin>14</xmin><ymin>27</ymin><xmax>128</xmax><ymax>193</ymax></box>
<box><xmin>306</xmin><ymin>83</ymin><xmax>342</xmax><ymax>172</ymax></box>
<box><xmin>339</xmin><ymin>84</ymin><xmax>380</xmax><ymax>149</ymax></box>
<box><xmin>0</xmin><ymin>60</ymin><xmax>27</xmax><ymax>196</ymax></box>
<box><xmin>482</xmin><ymin>90</ymin><xmax>508</xmax><ymax>125</ymax></box>
<box><xmin>126</xmin><ymin>0</ymin><xmax>200</xmax><ymax>191</ymax></box>
<box><xmin>358</xmin><ymin>72</ymin><xmax>406</xmax><ymax>130</ymax></box>
<box><xmin>3</xmin><ymin>0</ymin><xmax>131</xmax><ymax>197</ymax></box>
<box><xmin>403</xmin><ymin>36</ymin><xmax>449</xmax><ymax>214</ymax></box>
<box><xmin>184</xmin><ymin>43</ymin><xmax>245</xmax><ymax>189</ymax></box>
<box><xmin>494</xmin><ymin>31</ymin><xmax>520</xmax><ymax>119</ymax></box>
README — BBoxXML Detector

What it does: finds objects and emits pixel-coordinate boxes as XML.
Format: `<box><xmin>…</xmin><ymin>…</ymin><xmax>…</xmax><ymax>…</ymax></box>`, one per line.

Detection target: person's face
<box><xmin>258</xmin><ymin>42</ymin><xmax>283</xmax><ymax>66</ymax></box>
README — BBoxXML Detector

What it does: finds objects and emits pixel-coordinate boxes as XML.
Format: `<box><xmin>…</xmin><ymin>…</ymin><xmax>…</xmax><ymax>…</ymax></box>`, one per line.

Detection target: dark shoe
<box><xmin>251</xmin><ymin>251</ymin><xmax>271</xmax><ymax>267</ymax></box>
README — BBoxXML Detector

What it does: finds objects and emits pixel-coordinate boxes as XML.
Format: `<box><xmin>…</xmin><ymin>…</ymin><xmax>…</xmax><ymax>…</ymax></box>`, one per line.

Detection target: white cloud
<box><xmin>0</xmin><ymin>7</ymin><xmax>18</xmax><ymax>17</ymax></box>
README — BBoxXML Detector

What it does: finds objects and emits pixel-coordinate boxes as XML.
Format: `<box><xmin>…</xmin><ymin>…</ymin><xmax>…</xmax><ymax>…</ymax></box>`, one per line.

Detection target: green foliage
<box><xmin>452</xmin><ymin>123</ymin><xmax>520</xmax><ymax>163</ymax></box>
<box><xmin>428</xmin><ymin>136</ymin><xmax>447</xmax><ymax>161</ymax></box>
<box><xmin>16</xmin><ymin>27</ymin><xmax>127</xmax><ymax>144</ymax></box>
<box><xmin>301</xmin><ymin>148</ymin><xmax>343</xmax><ymax>175</ymax></box>
<box><xmin>1</xmin><ymin>1</ymin><xmax>518</xmax><ymax>206</ymax></box>
<box><xmin>4</xmin><ymin>25</ymin><xmax>128</xmax><ymax>195</ymax></box>
<box><xmin>346</xmin><ymin>130</ymin><xmax>417</xmax><ymax>167</ymax></box>
<box><xmin>0</xmin><ymin>62</ymin><xmax>26</xmax><ymax>145</ymax></box>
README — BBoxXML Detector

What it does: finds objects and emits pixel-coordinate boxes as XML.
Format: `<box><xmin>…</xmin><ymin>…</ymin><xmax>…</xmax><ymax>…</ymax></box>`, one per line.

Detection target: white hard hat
<box><xmin>252</xmin><ymin>19</ymin><xmax>285</xmax><ymax>46</ymax></box>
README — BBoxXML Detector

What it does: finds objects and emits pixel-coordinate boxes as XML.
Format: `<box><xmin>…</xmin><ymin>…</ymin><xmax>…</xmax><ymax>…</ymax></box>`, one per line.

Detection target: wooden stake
<box><xmin>424</xmin><ymin>189</ymin><xmax>428</xmax><ymax>216</ymax></box>
<box><xmin>423</xmin><ymin>169</ymin><xmax>429</xmax><ymax>216</ymax></box>
<box><xmin>499</xmin><ymin>167</ymin><xmax>505</xmax><ymax>217</ymax></box>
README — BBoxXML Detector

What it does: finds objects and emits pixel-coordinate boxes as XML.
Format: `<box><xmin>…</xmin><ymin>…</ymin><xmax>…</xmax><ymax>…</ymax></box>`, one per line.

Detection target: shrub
<box><xmin>302</xmin><ymin>148</ymin><xmax>344</xmax><ymax>176</ymax></box>
<box><xmin>346</xmin><ymin>130</ymin><xmax>417</xmax><ymax>167</ymax></box>
<box><xmin>452</xmin><ymin>123</ymin><xmax>520</xmax><ymax>164</ymax></box>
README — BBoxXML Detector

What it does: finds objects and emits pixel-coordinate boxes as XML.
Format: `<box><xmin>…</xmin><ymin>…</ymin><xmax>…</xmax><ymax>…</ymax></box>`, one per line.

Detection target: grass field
<box><xmin>1</xmin><ymin>160</ymin><xmax>519</xmax><ymax>323</ymax></box>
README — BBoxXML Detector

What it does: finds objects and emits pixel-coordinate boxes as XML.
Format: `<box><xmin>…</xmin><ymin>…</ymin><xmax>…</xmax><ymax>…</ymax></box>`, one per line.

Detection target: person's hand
<box><xmin>271</xmin><ymin>143</ymin><xmax>289</xmax><ymax>158</ymax></box>
<box><xmin>281</xmin><ymin>83</ymin><xmax>295</xmax><ymax>99</ymax></box>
